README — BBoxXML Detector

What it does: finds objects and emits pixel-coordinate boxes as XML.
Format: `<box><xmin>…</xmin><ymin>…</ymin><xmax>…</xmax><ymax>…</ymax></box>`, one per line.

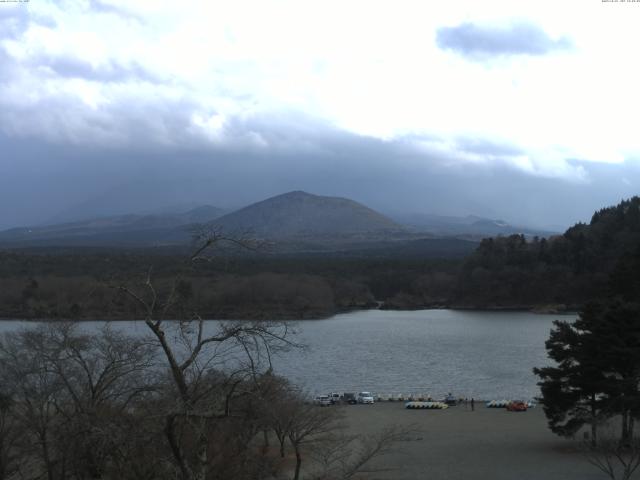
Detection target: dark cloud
<box><xmin>455</xmin><ymin>137</ymin><xmax>523</xmax><ymax>158</ymax></box>
<box><xmin>34</xmin><ymin>54</ymin><xmax>159</xmax><ymax>83</ymax></box>
<box><xmin>0</xmin><ymin>4</ymin><xmax>56</xmax><ymax>39</ymax></box>
<box><xmin>88</xmin><ymin>0</ymin><xmax>141</xmax><ymax>20</ymax></box>
<box><xmin>1</xmin><ymin>117</ymin><xmax>638</xmax><ymax>233</ymax></box>
<box><xmin>0</xmin><ymin>4</ymin><xmax>29</xmax><ymax>39</ymax></box>
<box><xmin>0</xmin><ymin>82</ymin><xmax>206</xmax><ymax>147</ymax></box>
<box><xmin>0</xmin><ymin>47</ymin><xmax>17</xmax><ymax>82</ymax></box>
<box><xmin>89</xmin><ymin>0</ymin><xmax>123</xmax><ymax>13</ymax></box>
<box><xmin>436</xmin><ymin>22</ymin><xmax>572</xmax><ymax>59</ymax></box>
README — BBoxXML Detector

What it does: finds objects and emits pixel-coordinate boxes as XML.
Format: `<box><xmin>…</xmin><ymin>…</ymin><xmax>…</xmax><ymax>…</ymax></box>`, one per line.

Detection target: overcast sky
<box><xmin>1</xmin><ymin>0</ymin><xmax>639</xmax><ymax>230</ymax></box>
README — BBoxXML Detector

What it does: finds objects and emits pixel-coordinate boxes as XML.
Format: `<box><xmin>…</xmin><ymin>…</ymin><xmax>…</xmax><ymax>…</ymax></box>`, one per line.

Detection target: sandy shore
<box><xmin>341</xmin><ymin>402</ymin><xmax>603</xmax><ymax>480</ymax></box>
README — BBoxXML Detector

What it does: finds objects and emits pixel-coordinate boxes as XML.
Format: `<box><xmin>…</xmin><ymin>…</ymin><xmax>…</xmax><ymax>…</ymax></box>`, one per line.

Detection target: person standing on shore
<box><xmin>471</xmin><ymin>398</ymin><xmax>475</xmax><ymax>411</ymax></box>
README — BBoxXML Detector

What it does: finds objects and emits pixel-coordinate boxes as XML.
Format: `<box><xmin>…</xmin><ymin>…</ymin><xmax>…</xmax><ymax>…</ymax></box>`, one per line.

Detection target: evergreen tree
<box><xmin>534</xmin><ymin>306</ymin><xmax>608</xmax><ymax>445</ymax></box>
<box><xmin>535</xmin><ymin>300</ymin><xmax>640</xmax><ymax>445</ymax></box>
<box><xmin>588</xmin><ymin>301</ymin><xmax>640</xmax><ymax>444</ymax></box>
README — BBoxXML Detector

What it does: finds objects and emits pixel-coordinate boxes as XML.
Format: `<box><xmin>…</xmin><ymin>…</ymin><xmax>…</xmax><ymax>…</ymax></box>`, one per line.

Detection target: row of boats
<box><xmin>318</xmin><ymin>392</ymin><xmax>536</xmax><ymax>409</ymax></box>
<box><xmin>406</xmin><ymin>401</ymin><xmax>449</xmax><ymax>409</ymax></box>
<box><xmin>405</xmin><ymin>399</ymin><xmax>537</xmax><ymax>411</ymax></box>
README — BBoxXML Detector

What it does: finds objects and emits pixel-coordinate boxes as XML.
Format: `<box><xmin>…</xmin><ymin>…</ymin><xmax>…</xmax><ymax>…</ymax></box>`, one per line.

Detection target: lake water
<box><xmin>273</xmin><ymin>309</ymin><xmax>573</xmax><ymax>400</ymax></box>
<box><xmin>0</xmin><ymin>309</ymin><xmax>573</xmax><ymax>401</ymax></box>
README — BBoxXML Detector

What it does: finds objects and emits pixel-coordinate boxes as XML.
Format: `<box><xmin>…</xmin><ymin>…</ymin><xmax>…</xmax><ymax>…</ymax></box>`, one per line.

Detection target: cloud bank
<box><xmin>436</xmin><ymin>22</ymin><xmax>572</xmax><ymax>58</ymax></box>
<box><xmin>0</xmin><ymin>0</ymin><xmax>638</xmax><ymax>231</ymax></box>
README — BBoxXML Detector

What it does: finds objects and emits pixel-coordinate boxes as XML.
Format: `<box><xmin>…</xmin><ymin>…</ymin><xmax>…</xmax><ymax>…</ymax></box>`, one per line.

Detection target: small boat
<box><xmin>405</xmin><ymin>401</ymin><xmax>448</xmax><ymax>410</ymax></box>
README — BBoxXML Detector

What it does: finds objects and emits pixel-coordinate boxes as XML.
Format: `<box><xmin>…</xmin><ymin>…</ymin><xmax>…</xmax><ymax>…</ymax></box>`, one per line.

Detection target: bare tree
<box><xmin>583</xmin><ymin>424</ymin><xmax>640</xmax><ymax>480</ymax></box>
<box><xmin>285</xmin><ymin>398</ymin><xmax>343</xmax><ymax>480</ymax></box>
<box><xmin>47</xmin><ymin>323</ymin><xmax>157</xmax><ymax>479</ymax></box>
<box><xmin>266</xmin><ymin>388</ymin><xmax>296</xmax><ymax>459</ymax></box>
<box><xmin>0</xmin><ymin>392</ymin><xmax>22</xmax><ymax>480</ymax></box>
<box><xmin>0</xmin><ymin>231</ymin><xmax>413</xmax><ymax>480</ymax></box>
<box><xmin>115</xmin><ymin>233</ymin><xmax>298</xmax><ymax>480</ymax></box>
<box><xmin>0</xmin><ymin>328</ymin><xmax>68</xmax><ymax>480</ymax></box>
<box><xmin>309</xmin><ymin>425</ymin><xmax>414</xmax><ymax>480</ymax></box>
<box><xmin>0</xmin><ymin>323</ymin><xmax>159</xmax><ymax>480</ymax></box>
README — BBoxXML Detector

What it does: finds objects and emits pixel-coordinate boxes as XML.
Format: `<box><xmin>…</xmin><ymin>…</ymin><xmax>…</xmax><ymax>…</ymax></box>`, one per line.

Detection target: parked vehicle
<box><xmin>314</xmin><ymin>395</ymin><xmax>332</xmax><ymax>407</ymax></box>
<box><xmin>342</xmin><ymin>392</ymin><xmax>357</xmax><ymax>404</ymax></box>
<box><xmin>342</xmin><ymin>392</ymin><xmax>358</xmax><ymax>405</ymax></box>
<box><xmin>443</xmin><ymin>393</ymin><xmax>457</xmax><ymax>406</ymax></box>
<box><xmin>328</xmin><ymin>392</ymin><xmax>341</xmax><ymax>404</ymax></box>
<box><xmin>357</xmin><ymin>392</ymin><xmax>375</xmax><ymax>404</ymax></box>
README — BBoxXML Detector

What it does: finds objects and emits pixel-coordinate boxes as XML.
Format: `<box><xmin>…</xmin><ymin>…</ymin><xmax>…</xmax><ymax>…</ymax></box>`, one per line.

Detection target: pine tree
<box><xmin>535</xmin><ymin>300</ymin><xmax>640</xmax><ymax>445</ymax></box>
<box><xmin>534</xmin><ymin>306</ymin><xmax>608</xmax><ymax>445</ymax></box>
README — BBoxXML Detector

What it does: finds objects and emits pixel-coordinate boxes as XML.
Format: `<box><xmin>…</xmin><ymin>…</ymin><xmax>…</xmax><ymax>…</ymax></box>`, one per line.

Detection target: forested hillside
<box><xmin>454</xmin><ymin>197</ymin><xmax>640</xmax><ymax>308</ymax></box>
<box><xmin>0</xmin><ymin>250</ymin><xmax>459</xmax><ymax>320</ymax></box>
<box><xmin>2</xmin><ymin>197</ymin><xmax>640</xmax><ymax>320</ymax></box>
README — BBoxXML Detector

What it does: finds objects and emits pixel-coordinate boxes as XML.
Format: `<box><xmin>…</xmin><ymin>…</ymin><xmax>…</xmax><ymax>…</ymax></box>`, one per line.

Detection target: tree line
<box><xmin>455</xmin><ymin>197</ymin><xmax>640</xmax><ymax>308</ymax></box>
<box><xmin>534</xmin><ymin>238</ymin><xmax>640</xmax><ymax>479</ymax></box>
<box><xmin>0</xmin><ymin>252</ymin><xmax>458</xmax><ymax>320</ymax></box>
<box><xmin>4</xmin><ymin>196</ymin><xmax>640</xmax><ymax>320</ymax></box>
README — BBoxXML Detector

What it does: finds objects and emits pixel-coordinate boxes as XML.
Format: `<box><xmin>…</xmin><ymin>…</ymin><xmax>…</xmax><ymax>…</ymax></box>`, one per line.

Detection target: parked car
<box><xmin>314</xmin><ymin>395</ymin><xmax>332</xmax><ymax>407</ymax></box>
<box><xmin>443</xmin><ymin>393</ymin><xmax>457</xmax><ymax>406</ymax></box>
<box><xmin>506</xmin><ymin>400</ymin><xmax>528</xmax><ymax>412</ymax></box>
<box><xmin>342</xmin><ymin>392</ymin><xmax>357</xmax><ymax>404</ymax></box>
<box><xmin>328</xmin><ymin>392</ymin><xmax>341</xmax><ymax>404</ymax></box>
<box><xmin>357</xmin><ymin>392</ymin><xmax>375</xmax><ymax>404</ymax></box>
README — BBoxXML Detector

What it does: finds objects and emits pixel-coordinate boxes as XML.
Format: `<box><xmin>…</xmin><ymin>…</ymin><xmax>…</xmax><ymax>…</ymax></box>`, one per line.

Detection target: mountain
<box><xmin>211</xmin><ymin>191</ymin><xmax>406</xmax><ymax>240</ymax></box>
<box><xmin>0</xmin><ymin>191</ymin><xmax>481</xmax><ymax>257</ymax></box>
<box><xmin>392</xmin><ymin>213</ymin><xmax>557</xmax><ymax>239</ymax></box>
<box><xmin>0</xmin><ymin>205</ymin><xmax>225</xmax><ymax>247</ymax></box>
<box><xmin>0</xmin><ymin>192</ymin><xmax>411</xmax><ymax>249</ymax></box>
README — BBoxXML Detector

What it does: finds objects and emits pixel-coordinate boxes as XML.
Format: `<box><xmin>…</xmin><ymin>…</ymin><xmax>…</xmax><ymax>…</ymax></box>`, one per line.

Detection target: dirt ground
<box><xmin>341</xmin><ymin>402</ymin><xmax>607</xmax><ymax>480</ymax></box>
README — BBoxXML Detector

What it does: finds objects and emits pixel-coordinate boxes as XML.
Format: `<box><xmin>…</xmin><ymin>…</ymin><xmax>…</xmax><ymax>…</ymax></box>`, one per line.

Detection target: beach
<box><xmin>341</xmin><ymin>402</ymin><xmax>603</xmax><ymax>480</ymax></box>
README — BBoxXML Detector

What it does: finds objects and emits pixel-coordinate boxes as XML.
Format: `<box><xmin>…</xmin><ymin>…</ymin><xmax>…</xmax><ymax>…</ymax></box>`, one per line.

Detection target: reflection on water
<box><xmin>0</xmin><ymin>309</ymin><xmax>573</xmax><ymax>400</ymax></box>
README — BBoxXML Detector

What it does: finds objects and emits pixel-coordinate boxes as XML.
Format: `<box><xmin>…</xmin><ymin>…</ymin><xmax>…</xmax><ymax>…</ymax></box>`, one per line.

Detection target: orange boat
<box><xmin>506</xmin><ymin>400</ymin><xmax>528</xmax><ymax>412</ymax></box>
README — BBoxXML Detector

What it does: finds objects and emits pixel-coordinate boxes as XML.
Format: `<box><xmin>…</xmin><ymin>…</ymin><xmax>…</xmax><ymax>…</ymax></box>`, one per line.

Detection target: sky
<box><xmin>1</xmin><ymin>0</ymin><xmax>640</xmax><ymax>230</ymax></box>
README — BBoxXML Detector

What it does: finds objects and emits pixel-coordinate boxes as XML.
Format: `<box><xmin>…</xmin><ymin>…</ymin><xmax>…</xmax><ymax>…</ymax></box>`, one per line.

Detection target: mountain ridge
<box><xmin>0</xmin><ymin>205</ymin><xmax>225</xmax><ymax>246</ymax></box>
<box><xmin>0</xmin><ymin>190</ymin><xmax>552</xmax><ymax>250</ymax></box>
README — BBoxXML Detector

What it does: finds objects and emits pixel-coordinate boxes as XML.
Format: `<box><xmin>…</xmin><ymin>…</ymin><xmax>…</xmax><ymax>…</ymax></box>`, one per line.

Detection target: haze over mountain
<box><xmin>211</xmin><ymin>191</ymin><xmax>404</xmax><ymax>240</ymax></box>
<box><xmin>0</xmin><ymin>190</ymin><xmax>554</xmax><ymax>252</ymax></box>
<box><xmin>2</xmin><ymin>191</ymin><xmax>412</xmax><ymax>248</ymax></box>
<box><xmin>0</xmin><ymin>205</ymin><xmax>225</xmax><ymax>247</ymax></box>
<box><xmin>393</xmin><ymin>213</ymin><xmax>557</xmax><ymax>239</ymax></box>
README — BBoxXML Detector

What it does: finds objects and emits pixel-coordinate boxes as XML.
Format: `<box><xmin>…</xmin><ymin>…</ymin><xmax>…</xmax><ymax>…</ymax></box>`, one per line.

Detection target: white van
<box><xmin>314</xmin><ymin>395</ymin><xmax>332</xmax><ymax>406</ymax></box>
<box><xmin>328</xmin><ymin>392</ymin><xmax>341</xmax><ymax>404</ymax></box>
<box><xmin>357</xmin><ymin>392</ymin><xmax>375</xmax><ymax>404</ymax></box>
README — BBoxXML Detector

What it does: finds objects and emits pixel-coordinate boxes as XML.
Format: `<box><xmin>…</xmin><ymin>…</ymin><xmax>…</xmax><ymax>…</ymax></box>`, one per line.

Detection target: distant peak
<box><xmin>278</xmin><ymin>190</ymin><xmax>315</xmax><ymax>198</ymax></box>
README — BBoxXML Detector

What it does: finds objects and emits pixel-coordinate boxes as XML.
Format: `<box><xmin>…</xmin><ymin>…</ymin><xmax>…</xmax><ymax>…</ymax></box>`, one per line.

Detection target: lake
<box><xmin>273</xmin><ymin>309</ymin><xmax>573</xmax><ymax>400</ymax></box>
<box><xmin>0</xmin><ymin>309</ymin><xmax>573</xmax><ymax>400</ymax></box>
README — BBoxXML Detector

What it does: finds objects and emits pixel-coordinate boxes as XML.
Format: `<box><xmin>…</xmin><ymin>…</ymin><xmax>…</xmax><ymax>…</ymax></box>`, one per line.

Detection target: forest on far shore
<box><xmin>2</xmin><ymin>197</ymin><xmax>640</xmax><ymax>321</ymax></box>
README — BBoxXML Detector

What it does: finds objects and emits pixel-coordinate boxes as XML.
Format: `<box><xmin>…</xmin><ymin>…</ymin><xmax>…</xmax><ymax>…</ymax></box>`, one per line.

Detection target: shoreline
<box><xmin>0</xmin><ymin>304</ymin><xmax>580</xmax><ymax>322</ymax></box>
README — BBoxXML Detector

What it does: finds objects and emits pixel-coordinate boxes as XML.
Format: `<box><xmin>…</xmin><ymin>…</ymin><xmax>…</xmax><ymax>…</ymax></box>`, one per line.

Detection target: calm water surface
<box><xmin>0</xmin><ymin>309</ymin><xmax>573</xmax><ymax>400</ymax></box>
<box><xmin>273</xmin><ymin>309</ymin><xmax>574</xmax><ymax>400</ymax></box>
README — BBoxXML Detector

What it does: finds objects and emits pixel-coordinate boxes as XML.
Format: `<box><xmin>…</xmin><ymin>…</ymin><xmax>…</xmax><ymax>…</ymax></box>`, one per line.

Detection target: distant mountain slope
<box><xmin>393</xmin><ymin>213</ymin><xmax>557</xmax><ymax>239</ymax></box>
<box><xmin>0</xmin><ymin>205</ymin><xmax>225</xmax><ymax>246</ymax></box>
<box><xmin>211</xmin><ymin>191</ymin><xmax>405</xmax><ymax>239</ymax></box>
